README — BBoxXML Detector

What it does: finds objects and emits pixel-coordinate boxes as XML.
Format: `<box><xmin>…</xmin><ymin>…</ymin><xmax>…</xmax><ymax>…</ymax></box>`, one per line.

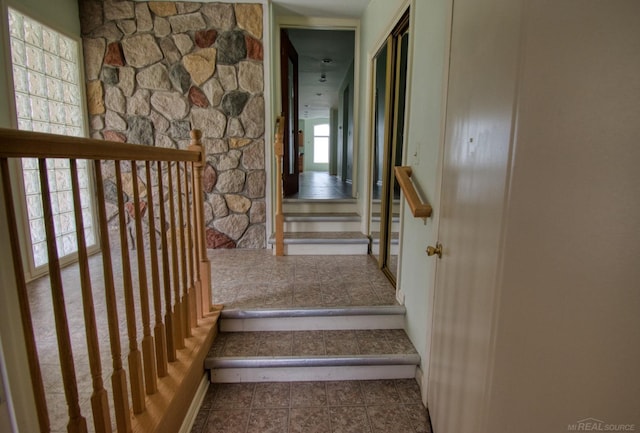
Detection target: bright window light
<box><xmin>313</xmin><ymin>124</ymin><xmax>330</xmax><ymax>164</ymax></box>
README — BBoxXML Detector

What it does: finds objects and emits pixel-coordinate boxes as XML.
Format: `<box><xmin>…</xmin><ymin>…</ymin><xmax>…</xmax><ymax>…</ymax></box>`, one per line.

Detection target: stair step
<box><xmin>283</xmin><ymin>199</ymin><xmax>358</xmax><ymax>214</ymax></box>
<box><xmin>268</xmin><ymin>232</ymin><xmax>369</xmax><ymax>255</ymax></box>
<box><xmin>220</xmin><ymin>306</ymin><xmax>406</xmax><ymax>332</ymax></box>
<box><xmin>206</xmin><ymin>329</ymin><xmax>420</xmax><ymax>382</ymax></box>
<box><xmin>285</xmin><ymin>212</ymin><xmax>361</xmax><ymax>222</ymax></box>
<box><xmin>284</xmin><ymin>212</ymin><xmax>361</xmax><ymax>232</ymax></box>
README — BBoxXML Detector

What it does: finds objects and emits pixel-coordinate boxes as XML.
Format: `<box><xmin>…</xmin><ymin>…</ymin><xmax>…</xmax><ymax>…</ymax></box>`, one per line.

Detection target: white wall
<box><xmin>487</xmin><ymin>1</ymin><xmax>640</xmax><ymax>432</ymax></box>
<box><xmin>396</xmin><ymin>0</ymin><xmax>450</xmax><ymax>403</ymax></box>
<box><xmin>357</xmin><ymin>0</ymin><xmax>451</xmax><ymax>403</ymax></box>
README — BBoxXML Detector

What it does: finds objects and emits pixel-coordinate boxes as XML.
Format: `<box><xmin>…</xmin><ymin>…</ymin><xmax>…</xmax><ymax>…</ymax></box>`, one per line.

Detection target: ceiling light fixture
<box><xmin>319</xmin><ymin>73</ymin><xmax>327</xmax><ymax>83</ymax></box>
<box><xmin>322</xmin><ymin>58</ymin><xmax>333</xmax><ymax>64</ymax></box>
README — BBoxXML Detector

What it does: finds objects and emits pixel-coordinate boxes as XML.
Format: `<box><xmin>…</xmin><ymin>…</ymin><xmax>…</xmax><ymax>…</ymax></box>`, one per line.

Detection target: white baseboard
<box><xmin>415</xmin><ymin>366</ymin><xmax>428</xmax><ymax>407</ymax></box>
<box><xmin>178</xmin><ymin>374</ymin><xmax>209</xmax><ymax>433</ymax></box>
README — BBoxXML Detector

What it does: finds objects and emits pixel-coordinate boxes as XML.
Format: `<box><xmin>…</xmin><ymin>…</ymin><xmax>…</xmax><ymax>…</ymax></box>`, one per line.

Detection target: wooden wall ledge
<box><xmin>394</xmin><ymin>166</ymin><xmax>432</xmax><ymax>219</ymax></box>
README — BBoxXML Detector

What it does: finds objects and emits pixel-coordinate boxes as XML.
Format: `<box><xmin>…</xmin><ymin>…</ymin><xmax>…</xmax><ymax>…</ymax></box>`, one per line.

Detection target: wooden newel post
<box><xmin>189</xmin><ymin>129</ymin><xmax>212</xmax><ymax>316</ymax></box>
<box><xmin>274</xmin><ymin>116</ymin><xmax>285</xmax><ymax>256</ymax></box>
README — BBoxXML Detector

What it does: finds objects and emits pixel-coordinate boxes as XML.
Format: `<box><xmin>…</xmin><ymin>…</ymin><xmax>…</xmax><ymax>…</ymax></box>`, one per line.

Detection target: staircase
<box><xmin>269</xmin><ymin>198</ymin><xmax>369</xmax><ymax>255</ymax></box>
<box><xmin>206</xmin><ymin>308</ymin><xmax>419</xmax><ymax>383</ymax></box>
<box><xmin>205</xmin><ymin>251</ymin><xmax>420</xmax><ymax>384</ymax></box>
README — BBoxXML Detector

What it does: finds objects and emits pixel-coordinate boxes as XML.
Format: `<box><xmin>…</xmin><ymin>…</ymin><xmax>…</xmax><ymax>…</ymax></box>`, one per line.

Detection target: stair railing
<box><xmin>394</xmin><ymin>166</ymin><xmax>433</xmax><ymax>219</ymax></box>
<box><xmin>0</xmin><ymin>128</ymin><xmax>216</xmax><ymax>433</ymax></box>
<box><xmin>274</xmin><ymin>116</ymin><xmax>285</xmax><ymax>256</ymax></box>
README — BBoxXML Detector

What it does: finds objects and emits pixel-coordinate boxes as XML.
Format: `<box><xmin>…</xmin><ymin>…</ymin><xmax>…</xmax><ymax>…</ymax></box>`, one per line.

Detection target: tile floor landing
<box><xmin>287</xmin><ymin>171</ymin><xmax>353</xmax><ymax>200</ymax></box>
<box><xmin>209</xmin><ymin>250</ymin><xmax>398</xmax><ymax>310</ymax></box>
<box><xmin>191</xmin><ymin>379</ymin><xmax>431</xmax><ymax>433</ymax></box>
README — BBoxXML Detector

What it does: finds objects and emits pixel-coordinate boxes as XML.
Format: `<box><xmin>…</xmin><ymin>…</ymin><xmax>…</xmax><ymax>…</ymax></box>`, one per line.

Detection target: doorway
<box><xmin>280</xmin><ymin>28</ymin><xmax>356</xmax><ymax>200</ymax></box>
<box><xmin>369</xmin><ymin>10</ymin><xmax>410</xmax><ymax>284</ymax></box>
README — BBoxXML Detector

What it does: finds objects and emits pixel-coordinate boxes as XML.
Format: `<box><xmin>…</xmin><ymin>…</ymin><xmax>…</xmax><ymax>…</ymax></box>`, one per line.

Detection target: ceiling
<box><xmin>286</xmin><ymin>29</ymin><xmax>355</xmax><ymax>120</ymax></box>
<box><xmin>272</xmin><ymin>0</ymin><xmax>371</xmax><ymax>19</ymax></box>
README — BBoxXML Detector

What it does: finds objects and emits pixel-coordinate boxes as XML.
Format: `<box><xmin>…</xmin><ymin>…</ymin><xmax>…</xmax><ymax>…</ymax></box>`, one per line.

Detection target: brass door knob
<box><xmin>426</xmin><ymin>242</ymin><xmax>443</xmax><ymax>258</ymax></box>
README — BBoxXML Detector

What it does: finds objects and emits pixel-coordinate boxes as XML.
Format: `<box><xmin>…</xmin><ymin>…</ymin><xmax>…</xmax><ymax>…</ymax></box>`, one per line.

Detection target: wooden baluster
<box><xmin>0</xmin><ymin>158</ymin><xmax>50</xmax><ymax>432</ymax></box>
<box><xmin>176</xmin><ymin>163</ymin><xmax>192</xmax><ymax>338</ymax></box>
<box><xmin>130</xmin><ymin>161</ymin><xmax>157</xmax><ymax>394</ymax></box>
<box><xmin>190</xmin><ymin>162</ymin><xmax>203</xmax><ymax>320</ymax></box>
<box><xmin>145</xmin><ymin>161</ymin><xmax>168</xmax><ymax>376</ymax></box>
<box><xmin>274</xmin><ymin>116</ymin><xmax>285</xmax><ymax>256</ymax></box>
<box><xmin>184</xmin><ymin>161</ymin><xmax>198</xmax><ymax>329</ymax></box>
<box><xmin>37</xmin><ymin>158</ymin><xmax>88</xmax><ymax>433</ymax></box>
<box><xmin>114</xmin><ymin>160</ymin><xmax>145</xmax><ymax>414</ymax></box>
<box><xmin>157</xmin><ymin>161</ymin><xmax>176</xmax><ymax>362</ymax></box>
<box><xmin>93</xmin><ymin>160</ymin><xmax>132</xmax><ymax>433</ymax></box>
<box><xmin>188</xmin><ymin>130</ymin><xmax>212</xmax><ymax>316</ymax></box>
<box><xmin>69</xmin><ymin>159</ymin><xmax>111</xmax><ymax>433</ymax></box>
<box><xmin>167</xmin><ymin>162</ymin><xmax>185</xmax><ymax>349</ymax></box>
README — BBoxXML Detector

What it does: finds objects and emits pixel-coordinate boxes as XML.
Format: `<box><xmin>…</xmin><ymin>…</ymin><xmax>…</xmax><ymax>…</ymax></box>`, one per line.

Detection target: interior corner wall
<box><xmin>357</xmin><ymin>0</ymin><xmax>451</xmax><ymax>403</ymax></box>
<box><xmin>80</xmin><ymin>1</ymin><xmax>267</xmax><ymax>249</ymax></box>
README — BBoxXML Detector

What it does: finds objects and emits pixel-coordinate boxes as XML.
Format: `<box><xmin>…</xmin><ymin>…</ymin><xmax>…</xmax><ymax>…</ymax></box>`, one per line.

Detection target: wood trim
<box><xmin>0</xmin><ymin>128</ymin><xmax>199</xmax><ymax>162</ymax></box>
<box><xmin>168</xmin><ymin>162</ymin><xmax>185</xmax><ymax>350</ymax></box>
<box><xmin>157</xmin><ymin>161</ymin><xmax>177</xmax><ymax>363</ymax></box>
<box><xmin>0</xmin><ymin>158</ymin><xmax>50</xmax><ymax>432</ymax></box>
<box><xmin>93</xmin><ymin>160</ymin><xmax>132</xmax><ymax>432</ymax></box>
<box><xmin>394</xmin><ymin>166</ymin><xmax>432</xmax><ymax>218</ymax></box>
<box><xmin>176</xmin><ymin>163</ymin><xmax>191</xmax><ymax>339</ymax></box>
<box><xmin>38</xmin><ymin>158</ymin><xmax>88</xmax><ymax>432</ymax></box>
<box><xmin>274</xmin><ymin>116</ymin><xmax>285</xmax><ymax>256</ymax></box>
<box><xmin>130</xmin><ymin>312</ymin><xmax>219</xmax><ymax>433</ymax></box>
<box><xmin>187</xmin><ymin>131</ymin><xmax>211</xmax><ymax>316</ymax></box>
<box><xmin>115</xmin><ymin>161</ymin><xmax>146</xmax><ymax>415</ymax></box>
<box><xmin>183</xmin><ymin>161</ymin><xmax>198</xmax><ymax>331</ymax></box>
<box><xmin>145</xmin><ymin>161</ymin><xmax>169</xmax><ymax>378</ymax></box>
<box><xmin>131</xmin><ymin>161</ymin><xmax>158</xmax><ymax>396</ymax></box>
<box><xmin>70</xmin><ymin>159</ymin><xmax>112</xmax><ymax>433</ymax></box>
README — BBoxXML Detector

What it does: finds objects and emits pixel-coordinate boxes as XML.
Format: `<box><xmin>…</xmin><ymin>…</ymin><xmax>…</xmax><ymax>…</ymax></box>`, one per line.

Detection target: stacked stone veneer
<box><xmin>80</xmin><ymin>1</ymin><xmax>266</xmax><ymax>249</ymax></box>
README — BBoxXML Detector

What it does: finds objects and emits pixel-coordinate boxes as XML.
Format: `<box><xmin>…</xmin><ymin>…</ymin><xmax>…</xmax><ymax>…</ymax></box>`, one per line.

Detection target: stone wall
<box><xmin>80</xmin><ymin>1</ymin><xmax>266</xmax><ymax>249</ymax></box>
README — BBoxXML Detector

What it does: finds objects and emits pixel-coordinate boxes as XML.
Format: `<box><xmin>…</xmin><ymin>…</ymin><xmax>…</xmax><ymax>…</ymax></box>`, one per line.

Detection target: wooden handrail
<box><xmin>0</xmin><ymin>128</ymin><xmax>200</xmax><ymax>162</ymax></box>
<box><xmin>394</xmin><ymin>166</ymin><xmax>433</xmax><ymax>219</ymax></box>
<box><xmin>0</xmin><ymin>128</ymin><xmax>216</xmax><ymax>433</ymax></box>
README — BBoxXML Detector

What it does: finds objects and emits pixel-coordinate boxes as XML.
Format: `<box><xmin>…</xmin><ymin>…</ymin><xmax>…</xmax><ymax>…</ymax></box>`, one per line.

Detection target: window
<box><xmin>313</xmin><ymin>123</ymin><xmax>330</xmax><ymax>164</ymax></box>
<box><xmin>8</xmin><ymin>8</ymin><xmax>95</xmax><ymax>269</ymax></box>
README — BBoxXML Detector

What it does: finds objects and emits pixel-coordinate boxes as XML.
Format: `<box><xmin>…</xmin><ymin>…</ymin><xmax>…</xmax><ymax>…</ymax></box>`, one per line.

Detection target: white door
<box><xmin>426</xmin><ymin>0</ymin><xmax>523</xmax><ymax>431</ymax></box>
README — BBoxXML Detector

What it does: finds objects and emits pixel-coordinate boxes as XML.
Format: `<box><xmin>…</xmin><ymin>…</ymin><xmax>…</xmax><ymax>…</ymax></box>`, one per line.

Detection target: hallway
<box><xmin>288</xmin><ymin>172</ymin><xmax>352</xmax><ymax>200</ymax></box>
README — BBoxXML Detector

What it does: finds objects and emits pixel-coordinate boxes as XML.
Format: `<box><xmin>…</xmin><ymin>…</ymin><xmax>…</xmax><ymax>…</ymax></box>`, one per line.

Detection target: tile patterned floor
<box><xmin>210</xmin><ymin>250</ymin><xmax>399</xmax><ymax>309</ymax></box>
<box><xmin>288</xmin><ymin>171</ymin><xmax>352</xmax><ymax>200</ymax></box>
<box><xmin>209</xmin><ymin>329</ymin><xmax>418</xmax><ymax>358</ymax></box>
<box><xmin>191</xmin><ymin>379</ymin><xmax>431</xmax><ymax>433</ymax></box>
<box><xmin>25</xmin><ymin>249</ymin><xmax>407</xmax><ymax>432</ymax></box>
